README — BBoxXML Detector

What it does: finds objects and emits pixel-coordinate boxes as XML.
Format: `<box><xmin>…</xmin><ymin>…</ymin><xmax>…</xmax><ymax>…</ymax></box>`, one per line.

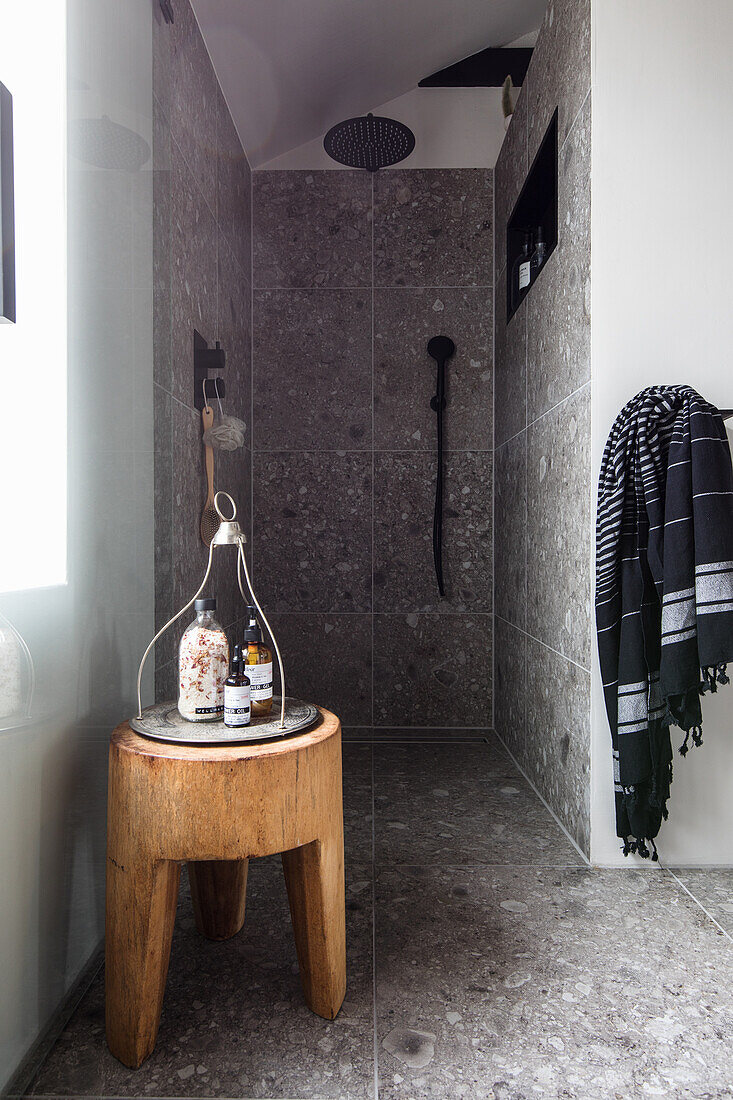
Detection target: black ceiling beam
<box><xmin>418</xmin><ymin>47</ymin><xmax>533</xmax><ymax>88</ymax></box>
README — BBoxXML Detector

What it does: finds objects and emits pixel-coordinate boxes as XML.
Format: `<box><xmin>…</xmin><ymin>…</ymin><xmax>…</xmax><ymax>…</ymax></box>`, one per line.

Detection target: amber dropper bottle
<box><xmin>243</xmin><ymin>606</ymin><xmax>273</xmax><ymax>716</ymax></box>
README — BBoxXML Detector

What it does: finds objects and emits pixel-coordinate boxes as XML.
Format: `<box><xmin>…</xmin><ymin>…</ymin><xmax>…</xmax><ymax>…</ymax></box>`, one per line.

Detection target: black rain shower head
<box><xmin>323</xmin><ymin>112</ymin><xmax>415</xmax><ymax>171</ymax></box>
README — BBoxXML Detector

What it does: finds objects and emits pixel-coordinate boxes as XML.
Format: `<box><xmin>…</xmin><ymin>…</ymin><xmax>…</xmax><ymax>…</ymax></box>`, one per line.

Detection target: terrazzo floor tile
<box><xmin>670</xmin><ymin>868</ymin><xmax>733</xmax><ymax>938</ymax></box>
<box><xmin>373</xmin><ymin>741</ymin><xmax>515</xmax><ymax>784</ymax></box>
<box><xmin>252</xmin><ymin>289</ymin><xmax>371</xmax><ymax>451</ymax></box>
<box><xmin>373</xmin><ymin>169</ymin><xmax>493</xmax><ymax>288</ymax></box>
<box><xmin>373</xmin><ymin>286</ymin><xmax>493</xmax><ymax>452</ymax></box>
<box><xmin>492</xmin><ymin>618</ymin><xmax>527</xmax><ymax>767</ymax></box>
<box><xmin>253</xmin><ymin>171</ymin><xmax>371</xmax><ymax>289</ymax></box>
<box><xmin>373</xmin><ymin>452</ymin><xmax>492</xmax><ymax>614</ymax></box>
<box><xmin>372</xmin><ymin>613</ymin><xmax>492</xmax><ymax>728</ymax></box>
<box><xmin>28</xmin><ymin>860</ymin><xmax>375</xmax><ymax>1100</ymax></box>
<box><xmin>22</xmin><ymin>742</ymin><xmax>733</xmax><ymax>1100</ymax></box>
<box><xmin>373</xmin><ymin>750</ymin><xmax>583</xmax><ymax>867</ymax></box>
<box><xmin>267</xmin><ymin>612</ymin><xmax>372</xmax><ymax>727</ymax></box>
<box><xmin>252</xmin><ymin>452</ymin><xmax>372</xmax><ymax>613</ymax></box>
<box><xmin>375</xmin><ymin>864</ymin><xmax>733</xmax><ymax>1100</ymax></box>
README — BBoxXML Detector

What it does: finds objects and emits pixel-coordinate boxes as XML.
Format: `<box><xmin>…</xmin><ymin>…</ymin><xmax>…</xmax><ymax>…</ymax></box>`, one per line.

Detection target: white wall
<box><xmin>0</xmin><ymin>0</ymin><xmax>154</xmax><ymax>1088</ymax></box>
<box><xmin>591</xmin><ymin>0</ymin><xmax>733</xmax><ymax>865</ymax></box>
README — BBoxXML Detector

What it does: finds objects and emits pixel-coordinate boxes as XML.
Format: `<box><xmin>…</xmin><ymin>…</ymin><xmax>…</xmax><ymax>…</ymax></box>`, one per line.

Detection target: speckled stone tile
<box><xmin>343</xmin><ymin>727</ymin><xmax>490</xmax><ymax>742</ymax></box>
<box><xmin>374</xmin><ymin>170</ymin><xmax>493</xmax><ymax>288</ymax></box>
<box><xmin>153</xmin><ymin>102</ymin><xmax>172</xmax><ymax>393</ymax></box>
<box><xmin>375</xmin><ymin>864</ymin><xmax>733</xmax><ymax>1099</ymax></box>
<box><xmin>670</xmin><ymin>869</ymin><xmax>733</xmax><ymax>938</ymax></box>
<box><xmin>526</xmin><ymin>0</ymin><xmax>591</xmax><ymax>163</ymax></box>
<box><xmin>211</xmin><ymin>444</ymin><xmax>252</xmax><ymax>625</ymax></box>
<box><xmin>494</xmin><ymin>434</ymin><xmax>526</xmax><ymax>629</ymax></box>
<box><xmin>373</xmin><ymin>614</ymin><xmax>492</xmax><ymax>728</ymax></box>
<box><xmin>155</xmin><ymin>658</ymin><xmax>177</xmax><ymax>704</ymax></box>
<box><xmin>374</xmin><ymin>741</ymin><xmax>517</xmax><ymax>787</ymax></box>
<box><xmin>374</xmin><ymin>763</ymin><xmax>582</xmax><ymax>867</ymax></box>
<box><xmin>253</xmin><ymin>290</ymin><xmax>371</xmax><ymax>450</ymax></box>
<box><xmin>169</xmin><ymin>0</ymin><xmax>218</xmax><ymax>208</ymax></box>
<box><xmin>29</xmin><ymin>860</ymin><xmax>375</xmax><ymax>1098</ymax></box>
<box><xmin>170</xmin><ymin>141</ymin><xmax>218</xmax><ymax>409</ymax></box>
<box><xmin>493</xmin><ymin>616</ymin><xmax>527</xmax><ymax>767</ymax></box>
<box><xmin>526</xmin><ymin>93</ymin><xmax>591</xmax><ymax>422</ymax></box>
<box><xmin>342</xmin><ymin>743</ymin><xmax>373</xmax><ymax>863</ymax></box>
<box><xmin>152</xmin><ymin>2</ymin><xmax>172</xmax><ymax>124</ymax></box>
<box><xmin>267</xmin><ymin>613</ymin><xmax>372</xmax><ymax>726</ymax></box>
<box><xmin>253</xmin><ymin>170</ymin><xmax>372</xmax><ymax>289</ymax></box>
<box><xmin>526</xmin><ymin>636</ymin><xmax>591</xmax><ymax>858</ymax></box>
<box><xmin>154</xmin><ymin>384</ymin><xmax>174</xmax><ymax>689</ymax></box>
<box><xmin>494</xmin><ymin>85</ymin><xmax>528</xmax><ymax>277</ymax></box>
<box><xmin>167</xmin><ymin>400</ymin><xmax>245</xmax><ymax>637</ymax></box>
<box><xmin>527</xmin><ymin>384</ymin><xmax>591</xmax><ymax>669</ymax></box>
<box><xmin>373</xmin><ymin>452</ymin><xmax>492</xmax><ymax>614</ymax></box>
<box><xmin>373</xmin><ymin>287</ymin><xmax>493</xmax><ymax>451</ymax></box>
<box><xmin>170</xmin><ymin>398</ymin><xmax>209</xmax><ymax>616</ymax></box>
<box><xmin>494</xmin><ymin>279</ymin><xmax>526</xmax><ymax>448</ymax></box>
<box><xmin>217</xmin><ymin>235</ymin><xmax>251</xmax><ymax>424</ymax></box>
<box><xmin>253</xmin><ymin>453</ymin><xmax>372</xmax><ymax>613</ymax></box>
<box><xmin>216</xmin><ymin>86</ymin><xmax>251</xmax><ymax>274</ymax></box>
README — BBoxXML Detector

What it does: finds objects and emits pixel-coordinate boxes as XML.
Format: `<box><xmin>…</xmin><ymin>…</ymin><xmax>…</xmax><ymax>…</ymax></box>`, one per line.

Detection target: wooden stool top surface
<box><xmin>111</xmin><ymin>706</ymin><xmax>339</xmax><ymax>763</ymax></box>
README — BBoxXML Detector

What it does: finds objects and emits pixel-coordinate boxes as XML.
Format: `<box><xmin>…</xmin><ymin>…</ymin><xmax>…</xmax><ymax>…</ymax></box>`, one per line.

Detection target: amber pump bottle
<box><xmin>243</xmin><ymin>606</ymin><xmax>273</xmax><ymax>716</ymax></box>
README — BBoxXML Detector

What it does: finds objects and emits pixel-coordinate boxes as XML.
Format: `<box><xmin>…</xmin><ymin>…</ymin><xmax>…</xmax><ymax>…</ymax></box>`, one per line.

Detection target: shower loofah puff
<box><xmin>202</xmin><ymin>414</ymin><xmax>246</xmax><ymax>451</ymax></box>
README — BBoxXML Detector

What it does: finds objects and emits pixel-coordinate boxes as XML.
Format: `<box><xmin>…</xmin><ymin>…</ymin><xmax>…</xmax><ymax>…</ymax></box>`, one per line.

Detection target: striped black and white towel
<box><xmin>596</xmin><ymin>385</ymin><xmax>733</xmax><ymax>857</ymax></box>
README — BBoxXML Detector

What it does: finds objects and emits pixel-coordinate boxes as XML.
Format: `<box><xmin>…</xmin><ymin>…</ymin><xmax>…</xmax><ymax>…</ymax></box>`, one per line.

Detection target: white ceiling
<box><xmin>190</xmin><ymin>0</ymin><xmax>546</xmax><ymax>168</ymax></box>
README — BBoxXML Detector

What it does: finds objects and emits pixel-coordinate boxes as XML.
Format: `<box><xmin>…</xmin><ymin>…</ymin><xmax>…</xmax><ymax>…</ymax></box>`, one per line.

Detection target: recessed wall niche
<box><xmin>505</xmin><ymin>108</ymin><xmax>557</xmax><ymax>322</ymax></box>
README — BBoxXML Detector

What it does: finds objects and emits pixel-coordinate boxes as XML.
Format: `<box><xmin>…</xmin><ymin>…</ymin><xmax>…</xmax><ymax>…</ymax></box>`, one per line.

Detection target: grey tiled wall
<box><xmin>493</xmin><ymin>0</ymin><xmax>592</xmax><ymax>855</ymax></box>
<box><xmin>152</xmin><ymin>0</ymin><xmax>252</xmax><ymax>698</ymax></box>
<box><xmin>252</xmin><ymin>169</ymin><xmax>494</xmax><ymax>728</ymax></box>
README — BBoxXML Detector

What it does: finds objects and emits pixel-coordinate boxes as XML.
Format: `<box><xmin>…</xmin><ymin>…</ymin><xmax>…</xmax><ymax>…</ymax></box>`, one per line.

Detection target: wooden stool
<box><xmin>105</xmin><ymin>708</ymin><xmax>345</xmax><ymax>1068</ymax></box>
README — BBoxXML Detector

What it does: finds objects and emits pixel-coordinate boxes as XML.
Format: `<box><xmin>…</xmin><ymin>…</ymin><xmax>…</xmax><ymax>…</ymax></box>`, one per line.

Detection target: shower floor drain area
<box><xmin>129</xmin><ymin>696</ymin><xmax>319</xmax><ymax>745</ymax></box>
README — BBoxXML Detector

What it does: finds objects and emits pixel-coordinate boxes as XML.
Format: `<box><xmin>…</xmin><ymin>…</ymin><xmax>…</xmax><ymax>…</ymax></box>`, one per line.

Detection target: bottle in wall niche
<box><xmin>178</xmin><ymin>597</ymin><xmax>229</xmax><ymax>721</ymax></box>
<box><xmin>224</xmin><ymin>643</ymin><xmax>251</xmax><ymax>728</ymax></box>
<box><xmin>530</xmin><ymin>226</ymin><xmax>547</xmax><ymax>281</ymax></box>
<box><xmin>510</xmin><ymin>230</ymin><xmax>532</xmax><ymax>312</ymax></box>
<box><xmin>243</xmin><ymin>606</ymin><xmax>273</xmax><ymax>716</ymax></box>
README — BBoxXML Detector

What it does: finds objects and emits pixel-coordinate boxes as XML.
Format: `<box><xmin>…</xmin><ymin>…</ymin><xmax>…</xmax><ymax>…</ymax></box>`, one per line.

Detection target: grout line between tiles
<box><xmin>663</xmin><ymin>869</ymin><xmax>733</xmax><ymax>944</ymax></box>
<box><xmin>370</xmin><ymin>171</ymin><xmax>375</xmax><ymax>730</ymax></box>
<box><xmin>497</xmin><ymin>378</ymin><xmax>591</xmax><ymax>453</ymax></box>
<box><xmin>253</xmin><ymin>284</ymin><xmax>494</xmax><ymax>292</ymax></box>
<box><xmin>253</xmin><ymin>447</ymin><xmax>493</xmax><ymax>454</ymax></box>
<box><xmin>560</xmin><ymin>85</ymin><xmax>592</xmax><ymax>157</ymax></box>
<box><xmin>491</xmin><ymin>165</ymin><xmax>496</xmax><ymax>732</ymax></box>
<box><xmin>495</xmin><ymin>613</ymin><xmax>592</xmax><ymax>674</ymax></box>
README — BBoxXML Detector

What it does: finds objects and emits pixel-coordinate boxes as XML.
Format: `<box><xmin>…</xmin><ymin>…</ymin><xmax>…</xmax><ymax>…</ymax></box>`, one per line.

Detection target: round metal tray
<box><xmin>129</xmin><ymin>696</ymin><xmax>319</xmax><ymax>745</ymax></box>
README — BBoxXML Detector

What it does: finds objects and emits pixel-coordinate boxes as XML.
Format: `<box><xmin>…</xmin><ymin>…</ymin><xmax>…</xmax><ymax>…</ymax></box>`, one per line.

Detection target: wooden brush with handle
<box><xmin>200</xmin><ymin>405</ymin><xmax>220</xmax><ymax>545</ymax></box>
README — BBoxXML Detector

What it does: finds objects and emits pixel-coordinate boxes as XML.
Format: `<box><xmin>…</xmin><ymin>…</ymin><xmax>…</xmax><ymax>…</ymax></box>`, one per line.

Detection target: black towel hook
<box><xmin>427</xmin><ymin>335</ymin><xmax>456</xmax><ymax>597</ymax></box>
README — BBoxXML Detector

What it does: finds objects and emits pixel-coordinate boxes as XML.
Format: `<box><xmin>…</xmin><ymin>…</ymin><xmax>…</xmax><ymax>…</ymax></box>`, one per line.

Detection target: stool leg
<box><xmin>105</xmin><ymin>856</ymin><xmax>180</xmax><ymax>1068</ymax></box>
<box><xmin>281</xmin><ymin>831</ymin><xmax>346</xmax><ymax>1020</ymax></box>
<box><xmin>188</xmin><ymin>859</ymin><xmax>248</xmax><ymax>940</ymax></box>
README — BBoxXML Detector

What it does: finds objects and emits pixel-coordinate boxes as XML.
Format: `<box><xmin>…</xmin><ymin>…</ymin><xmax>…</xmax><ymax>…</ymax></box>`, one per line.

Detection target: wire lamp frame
<box><xmin>135</xmin><ymin>492</ymin><xmax>285</xmax><ymax>728</ymax></box>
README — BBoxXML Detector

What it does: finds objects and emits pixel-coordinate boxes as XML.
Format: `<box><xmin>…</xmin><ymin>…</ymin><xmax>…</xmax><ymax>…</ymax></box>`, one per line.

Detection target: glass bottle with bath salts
<box><xmin>243</xmin><ymin>606</ymin><xmax>273</xmax><ymax>716</ymax></box>
<box><xmin>178</xmin><ymin>597</ymin><xmax>229</xmax><ymax>721</ymax></box>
